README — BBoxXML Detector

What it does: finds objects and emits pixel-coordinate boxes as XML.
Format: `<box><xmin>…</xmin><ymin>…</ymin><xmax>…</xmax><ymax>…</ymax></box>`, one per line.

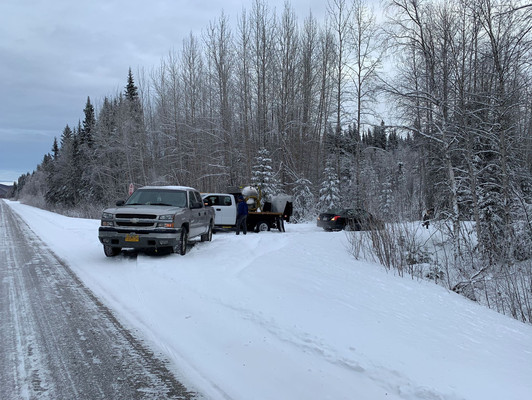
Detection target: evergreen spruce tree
<box><xmin>46</xmin><ymin>125</ymin><xmax>72</xmax><ymax>205</ymax></box>
<box><xmin>121</xmin><ymin>68</ymin><xmax>147</xmax><ymax>186</ymax></box>
<box><xmin>69</xmin><ymin>128</ymin><xmax>82</xmax><ymax>205</ymax></box>
<box><xmin>60</xmin><ymin>124</ymin><xmax>73</xmax><ymax>148</ymax></box>
<box><xmin>318</xmin><ymin>159</ymin><xmax>340</xmax><ymax>211</ymax></box>
<box><xmin>75</xmin><ymin>97</ymin><xmax>97</xmax><ymax>203</ymax></box>
<box><xmin>373</xmin><ymin>121</ymin><xmax>386</xmax><ymax>150</ymax></box>
<box><xmin>91</xmin><ymin>96</ymin><xmax>120</xmax><ymax>203</ymax></box>
<box><xmin>45</xmin><ymin>124</ymin><xmax>84</xmax><ymax>207</ymax></box>
<box><xmin>292</xmin><ymin>177</ymin><xmax>315</xmax><ymax>222</ymax></box>
<box><xmin>125</xmin><ymin>67</ymin><xmax>139</xmax><ymax>101</ymax></box>
<box><xmin>251</xmin><ymin>148</ymin><xmax>280</xmax><ymax>202</ymax></box>
<box><xmin>387</xmin><ymin>129</ymin><xmax>399</xmax><ymax>151</ymax></box>
<box><xmin>51</xmin><ymin>137</ymin><xmax>59</xmax><ymax>160</ymax></box>
<box><xmin>81</xmin><ymin>96</ymin><xmax>95</xmax><ymax>148</ymax></box>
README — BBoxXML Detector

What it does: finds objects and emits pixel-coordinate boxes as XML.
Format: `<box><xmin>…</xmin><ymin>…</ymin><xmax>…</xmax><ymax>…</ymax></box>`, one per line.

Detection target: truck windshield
<box><xmin>126</xmin><ymin>189</ymin><xmax>187</xmax><ymax>207</ymax></box>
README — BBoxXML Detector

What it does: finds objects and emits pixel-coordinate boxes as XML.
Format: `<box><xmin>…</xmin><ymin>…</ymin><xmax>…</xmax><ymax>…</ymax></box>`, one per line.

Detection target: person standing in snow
<box><xmin>236</xmin><ymin>195</ymin><xmax>248</xmax><ymax>235</ymax></box>
<box><xmin>422</xmin><ymin>208</ymin><xmax>434</xmax><ymax>229</ymax></box>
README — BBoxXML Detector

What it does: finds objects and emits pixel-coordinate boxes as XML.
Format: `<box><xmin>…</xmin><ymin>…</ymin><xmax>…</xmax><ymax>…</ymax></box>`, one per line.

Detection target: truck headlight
<box><xmin>157</xmin><ymin>214</ymin><xmax>174</xmax><ymax>228</ymax></box>
<box><xmin>101</xmin><ymin>212</ymin><xmax>114</xmax><ymax>226</ymax></box>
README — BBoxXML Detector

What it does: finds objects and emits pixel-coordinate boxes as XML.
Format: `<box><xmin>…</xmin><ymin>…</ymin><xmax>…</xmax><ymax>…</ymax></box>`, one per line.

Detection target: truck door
<box><xmin>188</xmin><ymin>191</ymin><xmax>205</xmax><ymax>237</ymax></box>
<box><xmin>204</xmin><ymin>195</ymin><xmax>236</xmax><ymax>226</ymax></box>
<box><xmin>195</xmin><ymin>191</ymin><xmax>211</xmax><ymax>233</ymax></box>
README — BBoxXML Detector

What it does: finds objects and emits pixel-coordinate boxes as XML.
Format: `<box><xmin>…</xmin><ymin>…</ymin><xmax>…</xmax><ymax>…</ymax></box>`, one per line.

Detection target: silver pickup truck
<box><xmin>98</xmin><ymin>186</ymin><xmax>214</xmax><ymax>256</ymax></box>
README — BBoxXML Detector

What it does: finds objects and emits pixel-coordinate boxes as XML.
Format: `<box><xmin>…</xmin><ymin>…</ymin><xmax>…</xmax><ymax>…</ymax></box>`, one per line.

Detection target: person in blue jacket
<box><xmin>236</xmin><ymin>195</ymin><xmax>249</xmax><ymax>235</ymax></box>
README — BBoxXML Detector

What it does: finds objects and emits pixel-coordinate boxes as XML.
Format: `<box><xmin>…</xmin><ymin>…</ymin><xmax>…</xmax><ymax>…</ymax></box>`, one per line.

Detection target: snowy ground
<box><xmin>5</xmin><ymin>200</ymin><xmax>532</xmax><ymax>400</ymax></box>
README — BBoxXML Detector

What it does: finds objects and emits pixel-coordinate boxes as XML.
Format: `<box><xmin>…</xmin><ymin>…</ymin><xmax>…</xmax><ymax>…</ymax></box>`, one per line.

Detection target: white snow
<box><xmin>6</xmin><ymin>200</ymin><xmax>532</xmax><ymax>400</ymax></box>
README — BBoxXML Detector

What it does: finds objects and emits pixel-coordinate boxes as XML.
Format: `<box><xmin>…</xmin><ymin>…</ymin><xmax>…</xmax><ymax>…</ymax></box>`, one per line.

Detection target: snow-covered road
<box><xmin>4</xmin><ymin>199</ymin><xmax>532</xmax><ymax>400</ymax></box>
<box><xmin>0</xmin><ymin>200</ymin><xmax>196</xmax><ymax>399</ymax></box>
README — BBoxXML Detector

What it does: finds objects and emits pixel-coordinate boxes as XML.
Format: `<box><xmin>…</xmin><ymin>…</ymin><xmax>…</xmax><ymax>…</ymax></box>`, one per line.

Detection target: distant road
<box><xmin>0</xmin><ymin>200</ymin><xmax>198</xmax><ymax>400</ymax></box>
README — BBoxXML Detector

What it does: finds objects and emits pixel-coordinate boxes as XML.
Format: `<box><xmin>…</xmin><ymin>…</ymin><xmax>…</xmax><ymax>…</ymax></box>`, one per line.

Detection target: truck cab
<box><xmin>202</xmin><ymin>193</ymin><xmax>237</xmax><ymax>226</ymax></box>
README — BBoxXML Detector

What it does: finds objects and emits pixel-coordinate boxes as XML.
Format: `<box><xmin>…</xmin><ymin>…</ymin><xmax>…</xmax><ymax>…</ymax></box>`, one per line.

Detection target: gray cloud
<box><xmin>1</xmin><ymin>0</ymin><xmax>328</xmax><ymax>183</ymax></box>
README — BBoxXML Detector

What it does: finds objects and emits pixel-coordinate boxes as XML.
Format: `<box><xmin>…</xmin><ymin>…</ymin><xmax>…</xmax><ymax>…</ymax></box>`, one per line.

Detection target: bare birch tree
<box><xmin>205</xmin><ymin>12</ymin><xmax>237</xmax><ymax>187</ymax></box>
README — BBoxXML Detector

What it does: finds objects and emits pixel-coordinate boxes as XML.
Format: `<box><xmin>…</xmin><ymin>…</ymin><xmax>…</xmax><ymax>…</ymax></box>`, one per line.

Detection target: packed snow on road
<box><xmin>5</xmin><ymin>200</ymin><xmax>532</xmax><ymax>400</ymax></box>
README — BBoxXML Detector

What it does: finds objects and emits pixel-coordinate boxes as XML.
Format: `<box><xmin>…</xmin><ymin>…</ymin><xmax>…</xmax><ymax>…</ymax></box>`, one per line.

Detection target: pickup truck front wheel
<box><xmin>103</xmin><ymin>245</ymin><xmax>121</xmax><ymax>257</ymax></box>
<box><xmin>174</xmin><ymin>229</ymin><xmax>188</xmax><ymax>256</ymax></box>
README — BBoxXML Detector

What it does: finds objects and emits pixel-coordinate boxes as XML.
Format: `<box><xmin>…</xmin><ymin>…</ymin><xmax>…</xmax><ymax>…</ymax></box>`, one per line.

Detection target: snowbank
<box><xmin>6</xmin><ymin>200</ymin><xmax>532</xmax><ymax>400</ymax></box>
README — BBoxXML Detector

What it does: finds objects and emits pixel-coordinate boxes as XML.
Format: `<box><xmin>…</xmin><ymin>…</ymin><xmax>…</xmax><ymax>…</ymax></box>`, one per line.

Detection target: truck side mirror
<box><xmin>116</xmin><ymin>200</ymin><xmax>125</xmax><ymax>206</ymax></box>
<box><xmin>190</xmin><ymin>201</ymin><xmax>202</xmax><ymax>209</ymax></box>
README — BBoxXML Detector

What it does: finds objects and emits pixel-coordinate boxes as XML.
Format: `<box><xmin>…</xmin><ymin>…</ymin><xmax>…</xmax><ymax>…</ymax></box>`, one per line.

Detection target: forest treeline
<box><xmin>10</xmin><ymin>1</ymin><xmax>532</xmax><ymax>320</ymax></box>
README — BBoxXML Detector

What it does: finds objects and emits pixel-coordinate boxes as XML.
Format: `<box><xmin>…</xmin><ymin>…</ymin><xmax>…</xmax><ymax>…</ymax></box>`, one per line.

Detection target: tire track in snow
<box><xmin>0</xmin><ymin>200</ymin><xmax>200</xmax><ymax>400</ymax></box>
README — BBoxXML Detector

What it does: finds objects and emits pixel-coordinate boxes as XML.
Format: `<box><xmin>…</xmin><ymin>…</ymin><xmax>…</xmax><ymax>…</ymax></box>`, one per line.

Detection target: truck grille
<box><xmin>115</xmin><ymin>213</ymin><xmax>157</xmax><ymax>228</ymax></box>
<box><xmin>116</xmin><ymin>214</ymin><xmax>157</xmax><ymax>219</ymax></box>
<box><xmin>116</xmin><ymin>221</ymin><xmax>155</xmax><ymax>227</ymax></box>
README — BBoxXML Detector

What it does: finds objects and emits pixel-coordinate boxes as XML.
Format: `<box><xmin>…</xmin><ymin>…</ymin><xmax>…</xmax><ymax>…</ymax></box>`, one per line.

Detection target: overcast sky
<box><xmin>1</xmin><ymin>0</ymin><xmax>333</xmax><ymax>185</ymax></box>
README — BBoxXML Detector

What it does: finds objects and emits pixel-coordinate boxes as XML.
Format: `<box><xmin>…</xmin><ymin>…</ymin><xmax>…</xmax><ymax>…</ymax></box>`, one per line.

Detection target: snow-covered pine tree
<box><xmin>121</xmin><ymin>68</ymin><xmax>147</xmax><ymax>186</ymax></box>
<box><xmin>45</xmin><ymin>124</ymin><xmax>82</xmax><ymax>207</ymax></box>
<box><xmin>380</xmin><ymin>181</ymin><xmax>393</xmax><ymax>220</ymax></box>
<box><xmin>318</xmin><ymin>159</ymin><xmax>340</xmax><ymax>212</ymax></box>
<box><xmin>77</xmin><ymin>96</ymin><xmax>97</xmax><ymax>203</ymax></box>
<box><xmin>251</xmin><ymin>148</ymin><xmax>280</xmax><ymax>202</ymax></box>
<box><xmin>292</xmin><ymin>177</ymin><xmax>316</xmax><ymax>222</ymax></box>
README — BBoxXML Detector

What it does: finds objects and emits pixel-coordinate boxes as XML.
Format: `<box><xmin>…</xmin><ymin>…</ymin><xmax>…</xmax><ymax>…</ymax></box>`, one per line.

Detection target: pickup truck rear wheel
<box><xmin>255</xmin><ymin>221</ymin><xmax>270</xmax><ymax>232</ymax></box>
<box><xmin>201</xmin><ymin>223</ymin><xmax>213</xmax><ymax>242</ymax></box>
<box><xmin>174</xmin><ymin>229</ymin><xmax>188</xmax><ymax>256</ymax></box>
<box><xmin>103</xmin><ymin>245</ymin><xmax>121</xmax><ymax>257</ymax></box>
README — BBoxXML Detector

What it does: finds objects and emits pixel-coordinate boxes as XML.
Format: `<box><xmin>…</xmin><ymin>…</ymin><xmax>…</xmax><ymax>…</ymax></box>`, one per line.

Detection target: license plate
<box><xmin>125</xmin><ymin>234</ymin><xmax>139</xmax><ymax>242</ymax></box>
